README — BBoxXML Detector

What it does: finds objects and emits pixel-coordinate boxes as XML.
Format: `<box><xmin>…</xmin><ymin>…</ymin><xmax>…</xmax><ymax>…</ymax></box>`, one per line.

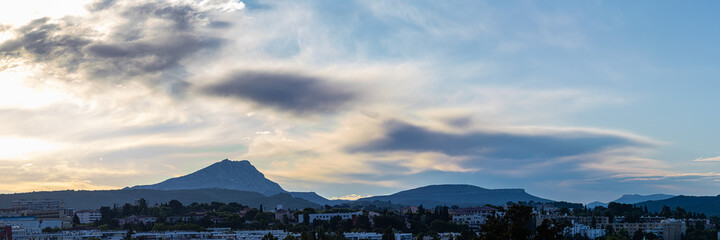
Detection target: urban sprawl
<box><xmin>0</xmin><ymin>199</ymin><xmax>717</xmax><ymax>240</ymax></box>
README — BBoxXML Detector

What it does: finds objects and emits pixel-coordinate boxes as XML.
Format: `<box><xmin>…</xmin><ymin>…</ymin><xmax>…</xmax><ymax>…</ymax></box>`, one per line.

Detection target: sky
<box><xmin>1</xmin><ymin>0</ymin><xmax>720</xmax><ymax>204</ymax></box>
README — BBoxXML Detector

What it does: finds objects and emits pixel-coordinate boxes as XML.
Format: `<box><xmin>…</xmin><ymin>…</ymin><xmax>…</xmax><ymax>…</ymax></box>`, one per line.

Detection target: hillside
<box><xmin>357</xmin><ymin>184</ymin><xmax>552</xmax><ymax>207</ymax></box>
<box><xmin>0</xmin><ymin>189</ymin><xmax>319</xmax><ymax>210</ymax></box>
<box><xmin>289</xmin><ymin>192</ymin><xmax>349</xmax><ymax>206</ymax></box>
<box><xmin>586</xmin><ymin>194</ymin><xmax>675</xmax><ymax>209</ymax></box>
<box><xmin>614</xmin><ymin>194</ymin><xmax>675</xmax><ymax>204</ymax></box>
<box><xmin>636</xmin><ymin>195</ymin><xmax>720</xmax><ymax>217</ymax></box>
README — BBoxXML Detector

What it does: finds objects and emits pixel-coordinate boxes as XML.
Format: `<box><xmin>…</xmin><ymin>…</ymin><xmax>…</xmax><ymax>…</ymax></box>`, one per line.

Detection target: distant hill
<box><xmin>586</xmin><ymin>194</ymin><xmax>675</xmax><ymax>209</ymax></box>
<box><xmin>131</xmin><ymin>159</ymin><xmax>286</xmax><ymax>196</ymax></box>
<box><xmin>289</xmin><ymin>192</ymin><xmax>349</xmax><ymax>206</ymax></box>
<box><xmin>636</xmin><ymin>195</ymin><xmax>720</xmax><ymax>217</ymax></box>
<box><xmin>357</xmin><ymin>184</ymin><xmax>552</xmax><ymax>207</ymax></box>
<box><xmin>0</xmin><ymin>189</ymin><xmax>319</xmax><ymax>210</ymax></box>
<box><xmin>614</xmin><ymin>194</ymin><xmax>675</xmax><ymax>204</ymax></box>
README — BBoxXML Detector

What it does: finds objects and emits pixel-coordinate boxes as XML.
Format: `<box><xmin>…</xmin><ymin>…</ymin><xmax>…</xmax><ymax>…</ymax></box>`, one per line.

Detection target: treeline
<box><xmin>84</xmin><ymin>199</ymin><xmax>466</xmax><ymax>235</ymax></box>
<box><xmin>92</xmin><ymin>199</ymin><xmax>278</xmax><ymax>231</ymax></box>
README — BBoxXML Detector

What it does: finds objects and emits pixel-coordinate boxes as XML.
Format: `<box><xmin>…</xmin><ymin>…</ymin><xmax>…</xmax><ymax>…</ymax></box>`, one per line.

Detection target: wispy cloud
<box><xmin>694</xmin><ymin>156</ymin><xmax>720</xmax><ymax>162</ymax></box>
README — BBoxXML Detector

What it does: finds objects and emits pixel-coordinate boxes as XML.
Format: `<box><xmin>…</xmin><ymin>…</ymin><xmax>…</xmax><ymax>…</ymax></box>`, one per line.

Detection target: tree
<box><xmin>355</xmin><ymin>215</ymin><xmax>372</xmax><ymax>231</ymax></box>
<box><xmin>262</xmin><ymin>233</ymin><xmax>278</xmax><ymax>240</ymax></box>
<box><xmin>631</xmin><ymin>230</ymin><xmax>643</xmax><ymax>240</ymax></box>
<box><xmin>73</xmin><ymin>214</ymin><xmax>81</xmax><ymax>225</ymax></box>
<box><xmin>478</xmin><ymin>215</ymin><xmax>509</xmax><ymax>240</ymax></box>
<box><xmin>456</xmin><ymin>230</ymin><xmax>476</xmax><ymax>240</ymax></box>
<box><xmin>124</xmin><ymin>229</ymin><xmax>134</xmax><ymax>240</ymax></box>
<box><xmin>506</xmin><ymin>204</ymin><xmax>533</xmax><ymax>240</ymax></box>
<box><xmin>381</xmin><ymin>228</ymin><xmax>394</xmax><ymax>240</ymax></box>
<box><xmin>534</xmin><ymin>219</ymin><xmax>568</xmax><ymax>240</ymax></box>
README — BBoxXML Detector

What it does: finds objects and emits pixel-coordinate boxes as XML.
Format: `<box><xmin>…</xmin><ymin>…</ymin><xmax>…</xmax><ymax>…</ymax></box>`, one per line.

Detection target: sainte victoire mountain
<box><xmin>131</xmin><ymin>159</ymin><xmax>286</xmax><ymax>196</ymax></box>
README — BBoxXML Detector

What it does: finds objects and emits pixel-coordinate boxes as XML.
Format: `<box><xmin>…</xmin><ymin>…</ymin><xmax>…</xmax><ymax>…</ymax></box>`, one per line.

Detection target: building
<box><xmin>564</xmin><ymin>223</ymin><xmax>605</xmax><ymax>239</ymax></box>
<box><xmin>451</xmin><ymin>206</ymin><xmax>498</xmax><ymax>229</ymax></box>
<box><xmin>12</xmin><ymin>199</ymin><xmax>62</xmax><ymax>211</ymax></box>
<box><xmin>536</xmin><ymin>215</ymin><xmax>609</xmax><ymax>229</ymax></box>
<box><xmin>662</xmin><ymin>219</ymin><xmax>684</xmax><ymax>240</ymax></box>
<box><xmin>75</xmin><ymin>210</ymin><xmax>102</xmax><ymax>224</ymax></box>
<box><xmin>275</xmin><ymin>209</ymin><xmax>295</xmax><ymax>223</ymax></box>
<box><xmin>400</xmin><ymin>207</ymin><xmax>419</xmax><ymax>214</ymax></box>
<box><xmin>301</xmin><ymin>211</ymin><xmax>364</xmax><ymax>224</ymax></box>
<box><xmin>118</xmin><ymin>215</ymin><xmax>157</xmax><ymax>226</ymax></box>
<box><xmin>0</xmin><ymin>224</ymin><xmax>11</xmax><ymax>240</ymax></box>
<box><xmin>344</xmin><ymin>232</ymin><xmax>413</xmax><ymax>240</ymax></box>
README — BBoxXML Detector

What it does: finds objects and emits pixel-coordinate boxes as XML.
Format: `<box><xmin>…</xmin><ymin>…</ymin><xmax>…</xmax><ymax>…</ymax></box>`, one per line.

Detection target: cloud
<box><xmin>0</xmin><ymin>0</ymin><xmax>234</xmax><ymax>95</ymax></box>
<box><xmin>203</xmin><ymin>71</ymin><xmax>359</xmax><ymax>115</ymax></box>
<box><xmin>693</xmin><ymin>156</ymin><xmax>720</xmax><ymax>162</ymax></box>
<box><xmin>351</xmin><ymin>120</ymin><xmax>654</xmax><ymax>160</ymax></box>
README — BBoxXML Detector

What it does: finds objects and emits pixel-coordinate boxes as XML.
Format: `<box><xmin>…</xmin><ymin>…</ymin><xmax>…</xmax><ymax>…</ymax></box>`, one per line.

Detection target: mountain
<box><xmin>0</xmin><ymin>189</ymin><xmax>319</xmax><ymax>210</ymax></box>
<box><xmin>614</xmin><ymin>194</ymin><xmax>675</xmax><ymax>204</ymax></box>
<box><xmin>357</xmin><ymin>184</ymin><xmax>552</xmax><ymax>207</ymax></box>
<box><xmin>636</xmin><ymin>195</ymin><xmax>720</xmax><ymax>217</ymax></box>
<box><xmin>131</xmin><ymin>159</ymin><xmax>286</xmax><ymax>196</ymax></box>
<box><xmin>586</xmin><ymin>194</ymin><xmax>674</xmax><ymax>209</ymax></box>
<box><xmin>130</xmin><ymin>159</ymin><xmax>339</xmax><ymax>205</ymax></box>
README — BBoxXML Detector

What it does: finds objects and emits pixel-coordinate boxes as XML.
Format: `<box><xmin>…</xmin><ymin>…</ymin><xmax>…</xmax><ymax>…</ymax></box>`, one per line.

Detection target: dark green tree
<box><xmin>478</xmin><ymin>215</ymin><xmax>509</xmax><ymax>240</ymax></box>
<box><xmin>381</xmin><ymin>228</ymin><xmax>394</xmax><ymax>240</ymax></box>
<box><xmin>533</xmin><ymin>219</ymin><xmax>568</xmax><ymax>240</ymax></box>
<box><xmin>73</xmin><ymin>214</ymin><xmax>81</xmax><ymax>225</ymax></box>
<box><xmin>262</xmin><ymin>233</ymin><xmax>278</xmax><ymax>240</ymax></box>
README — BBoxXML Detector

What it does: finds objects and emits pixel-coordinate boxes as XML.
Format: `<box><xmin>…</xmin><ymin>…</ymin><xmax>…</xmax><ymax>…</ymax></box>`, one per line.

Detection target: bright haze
<box><xmin>1</xmin><ymin>0</ymin><xmax>719</xmax><ymax>204</ymax></box>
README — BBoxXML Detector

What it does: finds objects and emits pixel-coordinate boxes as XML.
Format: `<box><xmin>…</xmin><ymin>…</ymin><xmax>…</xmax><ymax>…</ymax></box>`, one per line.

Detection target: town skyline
<box><xmin>1</xmin><ymin>0</ymin><xmax>720</xmax><ymax>204</ymax></box>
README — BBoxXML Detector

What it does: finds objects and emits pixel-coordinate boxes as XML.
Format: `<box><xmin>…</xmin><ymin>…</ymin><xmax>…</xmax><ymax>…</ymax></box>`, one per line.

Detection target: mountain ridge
<box><xmin>357</xmin><ymin>184</ymin><xmax>553</xmax><ymax>206</ymax></box>
<box><xmin>636</xmin><ymin>195</ymin><xmax>720</xmax><ymax>217</ymax></box>
<box><xmin>585</xmin><ymin>193</ymin><xmax>675</xmax><ymax>209</ymax></box>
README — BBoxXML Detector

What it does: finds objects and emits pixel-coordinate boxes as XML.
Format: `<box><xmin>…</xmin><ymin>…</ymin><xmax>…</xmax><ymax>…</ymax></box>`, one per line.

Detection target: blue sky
<box><xmin>0</xmin><ymin>0</ymin><xmax>719</xmax><ymax>203</ymax></box>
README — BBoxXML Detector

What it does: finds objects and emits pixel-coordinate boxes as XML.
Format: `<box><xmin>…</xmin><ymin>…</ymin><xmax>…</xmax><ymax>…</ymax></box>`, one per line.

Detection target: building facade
<box><xmin>76</xmin><ymin>210</ymin><xmax>102</xmax><ymax>224</ymax></box>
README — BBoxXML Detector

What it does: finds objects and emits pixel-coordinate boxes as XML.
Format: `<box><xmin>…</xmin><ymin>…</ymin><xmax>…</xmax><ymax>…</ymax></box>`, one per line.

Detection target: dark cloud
<box><xmin>0</xmin><ymin>0</ymin><xmax>226</xmax><ymax>95</ymax></box>
<box><xmin>0</xmin><ymin>18</ymin><xmax>91</xmax><ymax>73</ymax></box>
<box><xmin>204</xmin><ymin>72</ymin><xmax>358</xmax><ymax>115</ymax></box>
<box><xmin>351</xmin><ymin>121</ymin><xmax>652</xmax><ymax>160</ymax></box>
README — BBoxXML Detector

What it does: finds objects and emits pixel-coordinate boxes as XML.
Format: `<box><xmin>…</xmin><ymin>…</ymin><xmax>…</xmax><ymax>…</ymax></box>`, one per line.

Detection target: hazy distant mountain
<box><xmin>0</xmin><ymin>189</ymin><xmax>319</xmax><ymax>210</ymax></box>
<box><xmin>357</xmin><ymin>184</ymin><xmax>552</xmax><ymax>207</ymax></box>
<box><xmin>131</xmin><ymin>159</ymin><xmax>286</xmax><ymax>196</ymax></box>
<box><xmin>289</xmin><ymin>192</ymin><xmax>349</xmax><ymax>206</ymax></box>
<box><xmin>636</xmin><ymin>195</ymin><xmax>720</xmax><ymax>217</ymax></box>
<box><xmin>614</xmin><ymin>194</ymin><xmax>675</xmax><ymax>204</ymax></box>
<box><xmin>586</xmin><ymin>194</ymin><xmax>675</xmax><ymax>209</ymax></box>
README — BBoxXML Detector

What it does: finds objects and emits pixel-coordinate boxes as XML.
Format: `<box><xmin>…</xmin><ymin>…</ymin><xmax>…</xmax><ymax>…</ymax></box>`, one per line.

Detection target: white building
<box><xmin>344</xmin><ymin>232</ymin><xmax>412</xmax><ymax>240</ymax></box>
<box><xmin>301</xmin><ymin>211</ymin><xmax>364</xmax><ymax>223</ymax></box>
<box><xmin>451</xmin><ymin>206</ymin><xmax>499</xmax><ymax>229</ymax></box>
<box><xmin>75</xmin><ymin>210</ymin><xmax>102</xmax><ymax>224</ymax></box>
<box><xmin>564</xmin><ymin>223</ymin><xmax>605</xmax><ymax>239</ymax></box>
<box><xmin>12</xmin><ymin>199</ymin><xmax>62</xmax><ymax>211</ymax></box>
